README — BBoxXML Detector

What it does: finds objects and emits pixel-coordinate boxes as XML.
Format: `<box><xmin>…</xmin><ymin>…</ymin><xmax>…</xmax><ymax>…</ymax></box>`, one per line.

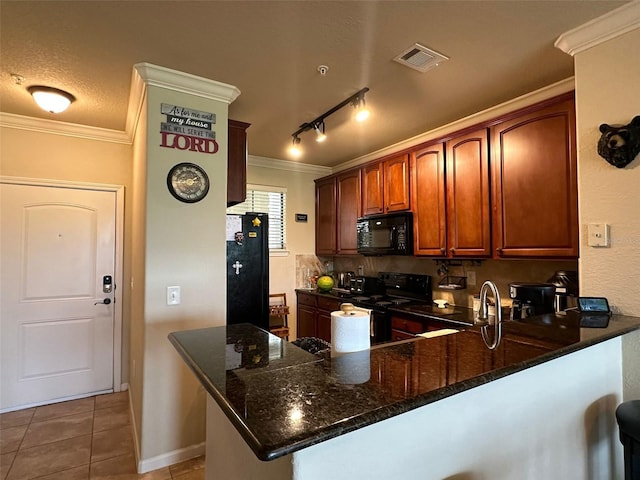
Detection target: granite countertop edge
<box><xmin>257</xmin><ymin>318</ymin><xmax>640</xmax><ymax>460</ymax></box>
<box><xmin>170</xmin><ymin>316</ymin><xmax>640</xmax><ymax>462</ymax></box>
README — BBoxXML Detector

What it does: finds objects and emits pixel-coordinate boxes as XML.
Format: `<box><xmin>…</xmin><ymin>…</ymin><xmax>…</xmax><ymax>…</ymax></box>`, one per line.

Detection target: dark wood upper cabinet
<box><xmin>362</xmin><ymin>154</ymin><xmax>410</xmax><ymax>216</ymax></box>
<box><xmin>361</xmin><ymin>162</ymin><xmax>384</xmax><ymax>215</ymax></box>
<box><xmin>336</xmin><ymin>169</ymin><xmax>361</xmax><ymax>255</ymax></box>
<box><xmin>491</xmin><ymin>96</ymin><xmax>578</xmax><ymax>258</ymax></box>
<box><xmin>383</xmin><ymin>154</ymin><xmax>411</xmax><ymax>212</ymax></box>
<box><xmin>315</xmin><ymin>177</ymin><xmax>337</xmax><ymax>256</ymax></box>
<box><xmin>227</xmin><ymin>119</ymin><xmax>250</xmax><ymax>207</ymax></box>
<box><xmin>445</xmin><ymin>128</ymin><xmax>492</xmax><ymax>258</ymax></box>
<box><xmin>411</xmin><ymin>143</ymin><xmax>446</xmax><ymax>256</ymax></box>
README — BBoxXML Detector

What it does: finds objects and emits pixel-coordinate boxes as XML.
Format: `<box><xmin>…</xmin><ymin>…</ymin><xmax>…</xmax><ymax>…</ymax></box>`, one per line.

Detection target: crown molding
<box><xmin>248</xmin><ymin>155</ymin><xmax>332</xmax><ymax>176</ymax></box>
<box><xmin>125</xmin><ymin>66</ymin><xmax>147</xmax><ymax>142</ymax></box>
<box><xmin>133</xmin><ymin>63</ymin><xmax>241</xmax><ymax>104</ymax></box>
<box><xmin>555</xmin><ymin>1</ymin><xmax>640</xmax><ymax>56</ymax></box>
<box><xmin>334</xmin><ymin>77</ymin><xmax>575</xmax><ymax>173</ymax></box>
<box><xmin>0</xmin><ymin>112</ymin><xmax>130</xmax><ymax>144</ymax></box>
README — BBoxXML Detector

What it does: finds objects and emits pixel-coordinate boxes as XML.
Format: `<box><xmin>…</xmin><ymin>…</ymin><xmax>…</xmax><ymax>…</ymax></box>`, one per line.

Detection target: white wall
<box><xmin>246</xmin><ymin>158</ymin><xmax>329</xmax><ymax>338</ymax></box>
<box><xmin>128</xmin><ymin>66</ymin><xmax>237</xmax><ymax>471</ymax></box>
<box><xmin>573</xmin><ymin>27</ymin><xmax>640</xmax><ymax>399</ymax></box>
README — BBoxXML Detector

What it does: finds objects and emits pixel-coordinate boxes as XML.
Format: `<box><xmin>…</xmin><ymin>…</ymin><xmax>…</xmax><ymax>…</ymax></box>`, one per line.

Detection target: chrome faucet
<box><xmin>478</xmin><ymin>280</ymin><xmax>502</xmax><ymax>324</ymax></box>
<box><xmin>477</xmin><ymin>280</ymin><xmax>503</xmax><ymax>349</ymax></box>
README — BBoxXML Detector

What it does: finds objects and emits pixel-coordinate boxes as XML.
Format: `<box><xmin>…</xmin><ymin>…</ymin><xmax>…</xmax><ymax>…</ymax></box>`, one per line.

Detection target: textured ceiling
<box><xmin>0</xmin><ymin>1</ymin><xmax>628</xmax><ymax>167</ymax></box>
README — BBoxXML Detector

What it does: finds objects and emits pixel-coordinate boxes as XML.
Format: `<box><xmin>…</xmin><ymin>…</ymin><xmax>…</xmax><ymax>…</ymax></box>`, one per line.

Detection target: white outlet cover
<box><xmin>587</xmin><ymin>223</ymin><xmax>610</xmax><ymax>247</ymax></box>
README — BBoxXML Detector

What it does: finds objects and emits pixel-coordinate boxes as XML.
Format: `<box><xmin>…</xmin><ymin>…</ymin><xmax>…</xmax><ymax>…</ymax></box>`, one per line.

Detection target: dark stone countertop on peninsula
<box><xmin>168</xmin><ymin>312</ymin><xmax>640</xmax><ymax>462</ymax></box>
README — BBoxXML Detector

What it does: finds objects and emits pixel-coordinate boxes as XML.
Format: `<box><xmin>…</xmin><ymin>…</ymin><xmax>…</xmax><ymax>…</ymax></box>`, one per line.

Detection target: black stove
<box><xmin>350</xmin><ymin>272</ymin><xmax>432</xmax><ymax>310</ymax></box>
<box><xmin>345</xmin><ymin>272</ymin><xmax>433</xmax><ymax>344</ymax></box>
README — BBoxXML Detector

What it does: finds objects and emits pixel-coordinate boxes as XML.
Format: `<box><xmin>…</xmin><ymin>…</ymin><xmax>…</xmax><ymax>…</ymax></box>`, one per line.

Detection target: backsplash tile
<box><xmin>328</xmin><ymin>256</ymin><xmax>577</xmax><ymax>308</ymax></box>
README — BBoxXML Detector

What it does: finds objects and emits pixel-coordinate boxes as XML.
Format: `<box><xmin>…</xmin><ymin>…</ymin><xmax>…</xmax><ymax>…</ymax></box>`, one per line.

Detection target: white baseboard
<box><xmin>137</xmin><ymin>441</ymin><xmax>206</xmax><ymax>474</ymax></box>
<box><xmin>127</xmin><ymin>388</ymin><xmax>205</xmax><ymax>474</ymax></box>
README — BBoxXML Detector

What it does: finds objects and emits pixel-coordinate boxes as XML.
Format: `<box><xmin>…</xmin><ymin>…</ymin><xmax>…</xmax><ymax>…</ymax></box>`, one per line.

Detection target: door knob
<box><xmin>94</xmin><ymin>298</ymin><xmax>112</xmax><ymax>305</ymax></box>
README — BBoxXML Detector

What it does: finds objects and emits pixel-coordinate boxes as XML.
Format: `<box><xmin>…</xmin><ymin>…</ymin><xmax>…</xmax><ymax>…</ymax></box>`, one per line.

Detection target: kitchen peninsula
<box><xmin>169</xmin><ymin>314</ymin><xmax>640</xmax><ymax>480</ymax></box>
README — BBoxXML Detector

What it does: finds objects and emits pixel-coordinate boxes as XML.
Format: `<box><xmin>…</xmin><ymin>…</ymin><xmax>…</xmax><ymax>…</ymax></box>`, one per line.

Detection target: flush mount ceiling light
<box><xmin>288</xmin><ymin>87</ymin><xmax>369</xmax><ymax>158</ymax></box>
<box><xmin>27</xmin><ymin>85</ymin><xmax>75</xmax><ymax>113</ymax></box>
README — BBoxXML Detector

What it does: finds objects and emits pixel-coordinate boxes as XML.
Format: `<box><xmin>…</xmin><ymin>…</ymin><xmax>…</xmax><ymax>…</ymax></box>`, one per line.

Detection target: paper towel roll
<box><xmin>331</xmin><ymin>309</ymin><xmax>370</xmax><ymax>353</ymax></box>
<box><xmin>331</xmin><ymin>349</ymin><xmax>371</xmax><ymax>384</ymax></box>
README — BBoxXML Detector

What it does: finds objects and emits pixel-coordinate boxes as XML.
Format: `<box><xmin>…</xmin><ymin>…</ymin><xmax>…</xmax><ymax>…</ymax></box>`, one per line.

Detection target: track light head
<box><xmin>288</xmin><ymin>135</ymin><xmax>302</xmax><ymax>158</ymax></box>
<box><xmin>353</xmin><ymin>93</ymin><xmax>370</xmax><ymax>122</ymax></box>
<box><xmin>314</xmin><ymin>122</ymin><xmax>327</xmax><ymax>143</ymax></box>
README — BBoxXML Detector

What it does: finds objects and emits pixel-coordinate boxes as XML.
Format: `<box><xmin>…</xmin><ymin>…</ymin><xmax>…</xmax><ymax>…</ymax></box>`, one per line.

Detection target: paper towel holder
<box><xmin>340</xmin><ymin>303</ymin><xmax>357</xmax><ymax>314</ymax></box>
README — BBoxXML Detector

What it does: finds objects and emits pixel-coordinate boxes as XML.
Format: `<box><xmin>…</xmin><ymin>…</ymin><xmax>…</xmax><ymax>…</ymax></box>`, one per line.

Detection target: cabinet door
<box><xmin>297</xmin><ymin>305</ymin><xmax>317</xmax><ymax>338</ymax></box>
<box><xmin>447</xmin><ymin>330</ymin><xmax>493</xmax><ymax>383</ymax></box>
<box><xmin>316</xmin><ymin>310</ymin><xmax>332</xmax><ymax>343</ymax></box>
<box><xmin>336</xmin><ymin>170</ymin><xmax>361</xmax><ymax>255</ymax></box>
<box><xmin>445</xmin><ymin>129</ymin><xmax>491</xmax><ymax>257</ymax></box>
<box><xmin>227</xmin><ymin>119</ymin><xmax>250</xmax><ymax>207</ymax></box>
<box><xmin>361</xmin><ymin>162</ymin><xmax>384</xmax><ymax>215</ymax></box>
<box><xmin>384</xmin><ymin>353</ymin><xmax>413</xmax><ymax>400</ymax></box>
<box><xmin>491</xmin><ymin>96</ymin><xmax>578</xmax><ymax>258</ymax></box>
<box><xmin>412</xmin><ymin>336</ymin><xmax>448</xmax><ymax>392</ymax></box>
<box><xmin>411</xmin><ymin>143</ymin><xmax>446</xmax><ymax>256</ymax></box>
<box><xmin>384</xmin><ymin>154</ymin><xmax>410</xmax><ymax>212</ymax></box>
<box><xmin>315</xmin><ymin>178</ymin><xmax>337</xmax><ymax>255</ymax></box>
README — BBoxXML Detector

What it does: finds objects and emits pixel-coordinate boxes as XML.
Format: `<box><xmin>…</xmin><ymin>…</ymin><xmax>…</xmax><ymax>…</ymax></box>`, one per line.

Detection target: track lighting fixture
<box><xmin>28</xmin><ymin>85</ymin><xmax>75</xmax><ymax>113</ymax></box>
<box><xmin>288</xmin><ymin>87</ymin><xmax>369</xmax><ymax>158</ymax></box>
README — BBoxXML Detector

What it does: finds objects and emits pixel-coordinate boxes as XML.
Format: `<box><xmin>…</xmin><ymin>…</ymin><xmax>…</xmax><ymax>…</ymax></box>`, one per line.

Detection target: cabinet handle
<box><xmin>450</xmin><ymin>248</ymin><xmax>455</xmax><ymax>254</ymax></box>
<box><xmin>496</xmin><ymin>247</ymin><xmax>503</xmax><ymax>254</ymax></box>
<box><xmin>440</xmin><ymin>248</ymin><xmax>446</xmax><ymax>254</ymax></box>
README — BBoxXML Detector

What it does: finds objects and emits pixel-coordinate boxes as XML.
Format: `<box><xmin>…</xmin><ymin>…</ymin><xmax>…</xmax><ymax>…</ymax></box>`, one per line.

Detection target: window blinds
<box><xmin>227</xmin><ymin>186</ymin><xmax>287</xmax><ymax>250</ymax></box>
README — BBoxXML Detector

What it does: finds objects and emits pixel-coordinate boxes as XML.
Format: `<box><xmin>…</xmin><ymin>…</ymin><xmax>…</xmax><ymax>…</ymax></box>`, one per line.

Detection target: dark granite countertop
<box><xmin>169</xmin><ymin>313</ymin><xmax>640</xmax><ymax>461</ymax></box>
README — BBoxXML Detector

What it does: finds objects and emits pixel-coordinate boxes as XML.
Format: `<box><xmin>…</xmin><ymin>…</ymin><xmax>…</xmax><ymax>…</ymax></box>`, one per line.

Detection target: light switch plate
<box><xmin>167</xmin><ymin>286</ymin><xmax>181</xmax><ymax>305</ymax></box>
<box><xmin>587</xmin><ymin>223</ymin><xmax>610</xmax><ymax>247</ymax></box>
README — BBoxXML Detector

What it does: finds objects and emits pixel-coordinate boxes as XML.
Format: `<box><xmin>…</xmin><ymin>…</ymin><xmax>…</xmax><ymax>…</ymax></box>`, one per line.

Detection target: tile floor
<box><xmin>0</xmin><ymin>392</ymin><xmax>204</xmax><ymax>480</ymax></box>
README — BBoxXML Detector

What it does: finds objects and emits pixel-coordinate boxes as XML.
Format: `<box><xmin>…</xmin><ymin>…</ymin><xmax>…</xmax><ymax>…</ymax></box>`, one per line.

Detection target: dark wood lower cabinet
<box><xmin>295</xmin><ymin>292</ymin><xmax>340</xmax><ymax>343</ymax></box>
<box><xmin>316</xmin><ymin>311</ymin><xmax>332</xmax><ymax>343</ymax></box>
<box><xmin>297</xmin><ymin>304</ymin><xmax>317</xmax><ymax>338</ymax></box>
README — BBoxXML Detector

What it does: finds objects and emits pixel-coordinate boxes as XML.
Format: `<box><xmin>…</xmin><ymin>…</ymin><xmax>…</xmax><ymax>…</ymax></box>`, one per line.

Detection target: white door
<box><xmin>1</xmin><ymin>183</ymin><xmax>116</xmax><ymax>411</ymax></box>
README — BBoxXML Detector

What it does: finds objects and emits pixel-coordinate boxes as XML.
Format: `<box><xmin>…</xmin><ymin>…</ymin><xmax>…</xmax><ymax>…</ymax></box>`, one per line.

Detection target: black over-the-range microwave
<box><xmin>356</xmin><ymin>212</ymin><xmax>413</xmax><ymax>256</ymax></box>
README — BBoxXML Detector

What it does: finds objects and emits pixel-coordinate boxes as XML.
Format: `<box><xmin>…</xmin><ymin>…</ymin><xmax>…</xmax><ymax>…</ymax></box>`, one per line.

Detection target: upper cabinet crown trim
<box><xmin>555</xmin><ymin>2</ymin><xmax>640</xmax><ymax>56</ymax></box>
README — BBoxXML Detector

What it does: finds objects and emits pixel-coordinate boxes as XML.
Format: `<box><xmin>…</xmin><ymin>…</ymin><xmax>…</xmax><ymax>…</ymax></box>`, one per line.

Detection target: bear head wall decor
<box><xmin>597</xmin><ymin>116</ymin><xmax>640</xmax><ymax>168</ymax></box>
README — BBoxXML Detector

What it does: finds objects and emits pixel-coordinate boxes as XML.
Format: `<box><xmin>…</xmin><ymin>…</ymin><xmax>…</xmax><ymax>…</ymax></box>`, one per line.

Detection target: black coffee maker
<box><xmin>509</xmin><ymin>282</ymin><xmax>556</xmax><ymax>320</ymax></box>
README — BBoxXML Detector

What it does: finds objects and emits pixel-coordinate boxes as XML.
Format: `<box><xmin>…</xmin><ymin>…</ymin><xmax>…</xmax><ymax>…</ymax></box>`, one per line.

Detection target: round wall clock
<box><xmin>167</xmin><ymin>162</ymin><xmax>210</xmax><ymax>203</ymax></box>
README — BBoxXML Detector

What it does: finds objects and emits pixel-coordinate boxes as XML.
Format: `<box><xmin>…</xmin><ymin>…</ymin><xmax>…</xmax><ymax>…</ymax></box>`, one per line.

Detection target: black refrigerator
<box><xmin>226</xmin><ymin>213</ymin><xmax>270</xmax><ymax>330</ymax></box>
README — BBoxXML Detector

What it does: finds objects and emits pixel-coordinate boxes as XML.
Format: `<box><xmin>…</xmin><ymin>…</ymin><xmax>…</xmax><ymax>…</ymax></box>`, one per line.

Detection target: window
<box><xmin>227</xmin><ymin>185</ymin><xmax>287</xmax><ymax>251</ymax></box>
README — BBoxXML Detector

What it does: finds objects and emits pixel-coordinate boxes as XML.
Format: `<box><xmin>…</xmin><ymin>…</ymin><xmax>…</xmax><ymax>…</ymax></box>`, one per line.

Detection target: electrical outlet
<box><xmin>167</xmin><ymin>286</ymin><xmax>181</xmax><ymax>305</ymax></box>
<box><xmin>587</xmin><ymin>223</ymin><xmax>610</xmax><ymax>247</ymax></box>
<box><xmin>467</xmin><ymin>271</ymin><xmax>476</xmax><ymax>287</ymax></box>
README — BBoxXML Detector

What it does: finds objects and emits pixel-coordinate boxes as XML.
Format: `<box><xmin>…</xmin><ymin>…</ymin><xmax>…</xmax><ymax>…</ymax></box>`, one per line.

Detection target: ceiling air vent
<box><xmin>393</xmin><ymin>43</ymin><xmax>449</xmax><ymax>73</ymax></box>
